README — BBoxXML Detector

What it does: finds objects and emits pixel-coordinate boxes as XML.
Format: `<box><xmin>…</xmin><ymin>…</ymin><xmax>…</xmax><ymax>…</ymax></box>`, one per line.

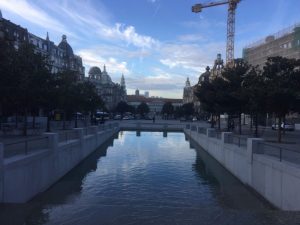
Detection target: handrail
<box><xmin>257</xmin><ymin>142</ymin><xmax>300</xmax><ymax>162</ymax></box>
<box><xmin>4</xmin><ymin>136</ymin><xmax>49</xmax><ymax>157</ymax></box>
<box><xmin>260</xmin><ymin>142</ymin><xmax>298</xmax><ymax>153</ymax></box>
<box><xmin>5</xmin><ymin>136</ymin><xmax>48</xmax><ymax>146</ymax></box>
<box><xmin>227</xmin><ymin>134</ymin><xmax>247</xmax><ymax>148</ymax></box>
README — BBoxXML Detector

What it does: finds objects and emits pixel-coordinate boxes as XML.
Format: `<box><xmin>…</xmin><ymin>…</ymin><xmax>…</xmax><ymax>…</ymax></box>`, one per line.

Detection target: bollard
<box><xmin>43</xmin><ymin>133</ymin><xmax>59</xmax><ymax>154</ymax></box>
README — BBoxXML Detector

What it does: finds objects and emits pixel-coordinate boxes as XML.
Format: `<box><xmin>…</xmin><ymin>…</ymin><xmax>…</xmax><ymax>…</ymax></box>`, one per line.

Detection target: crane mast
<box><xmin>192</xmin><ymin>0</ymin><xmax>241</xmax><ymax>66</ymax></box>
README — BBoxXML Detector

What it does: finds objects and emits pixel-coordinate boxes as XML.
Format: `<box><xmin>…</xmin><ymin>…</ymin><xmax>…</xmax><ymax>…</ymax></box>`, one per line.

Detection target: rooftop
<box><xmin>126</xmin><ymin>95</ymin><xmax>182</xmax><ymax>103</ymax></box>
<box><xmin>244</xmin><ymin>22</ymin><xmax>300</xmax><ymax>49</ymax></box>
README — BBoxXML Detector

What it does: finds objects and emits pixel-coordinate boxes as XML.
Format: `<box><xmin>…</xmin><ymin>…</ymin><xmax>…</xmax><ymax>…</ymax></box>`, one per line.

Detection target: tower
<box><xmin>121</xmin><ymin>74</ymin><xmax>126</xmax><ymax>88</ymax></box>
<box><xmin>185</xmin><ymin>77</ymin><xmax>191</xmax><ymax>87</ymax></box>
<box><xmin>120</xmin><ymin>74</ymin><xmax>127</xmax><ymax>95</ymax></box>
<box><xmin>183</xmin><ymin>77</ymin><xmax>193</xmax><ymax>104</ymax></box>
<box><xmin>211</xmin><ymin>53</ymin><xmax>224</xmax><ymax>80</ymax></box>
<box><xmin>135</xmin><ymin>89</ymin><xmax>140</xmax><ymax>96</ymax></box>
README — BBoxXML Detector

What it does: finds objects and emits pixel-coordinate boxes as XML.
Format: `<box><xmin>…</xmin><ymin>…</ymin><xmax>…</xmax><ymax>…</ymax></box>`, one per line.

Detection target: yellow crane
<box><xmin>192</xmin><ymin>0</ymin><xmax>241</xmax><ymax>66</ymax></box>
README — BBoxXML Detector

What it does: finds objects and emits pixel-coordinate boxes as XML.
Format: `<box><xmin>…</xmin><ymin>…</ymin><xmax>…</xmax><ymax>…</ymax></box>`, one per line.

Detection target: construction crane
<box><xmin>192</xmin><ymin>0</ymin><xmax>241</xmax><ymax>66</ymax></box>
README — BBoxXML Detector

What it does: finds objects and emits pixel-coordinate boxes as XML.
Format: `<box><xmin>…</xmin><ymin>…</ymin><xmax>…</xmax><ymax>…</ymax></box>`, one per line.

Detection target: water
<box><xmin>1</xmin><ymin>131</ymin><xmax>300</xmax><ymax>225</ymax></box>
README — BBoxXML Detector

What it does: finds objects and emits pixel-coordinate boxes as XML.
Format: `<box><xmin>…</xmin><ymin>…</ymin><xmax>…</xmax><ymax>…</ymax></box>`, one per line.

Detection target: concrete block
<box><xmin>222</xmin><ymin>132</ymin><xmax>232</xmax><ymax>144</ymax></box>
<box><xmin>43</xmin><ymin>133</ymin><xmax>58</xmax><ymax>154</ymax></box>
<box><xmin>206</xmin><ymin>128</ymin><xmax>215</xmax><ymax>137</ymax></box>
<box><xmin>247</xmin><ymin>138</ymin><xmax>263</xmax><ymax>164</ymax></box>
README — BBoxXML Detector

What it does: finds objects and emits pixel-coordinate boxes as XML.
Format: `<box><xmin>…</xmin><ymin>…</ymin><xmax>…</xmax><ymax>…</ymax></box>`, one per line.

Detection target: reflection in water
<box><xmin>0</xmin><ymin>138</ymin><xmax>114</xmax><ymax>225</ymax></box>
<box><xmin>191</xmin><ymin>139</ymin><xmax>270</xmax><ymax>210</ymax></box>
<box><xmin>0</xmin><ymin>132</ymin><xmax>300</xmax><ymax>225</ymax></box>
<box><xmin>163</xmin><ymin>131</ymin><xmax>167</xmax><ymax>137</ymax></box>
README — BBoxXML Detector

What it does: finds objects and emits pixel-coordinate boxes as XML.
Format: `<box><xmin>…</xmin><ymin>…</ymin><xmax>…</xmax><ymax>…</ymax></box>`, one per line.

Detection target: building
<box><xmin>120</xmin><ymin>74</ymin><xmax>127</xmax><ymax>95</ymax></box>
<box><xmin>126</xmin><ymin>95</ymin><xmax>182</xmax><ymax>115</ymax></box>
<box><xmin>144</xmin><ymin>91</ymin><xmax>149</xmax><ymax>98</ymax></box>
<box><xmin>0</xmin><ymin>10</ymin><xmax>85</xmax><ymax>78</ymax></box>
<box><xmin>0</xmin><ymin>10</ymin><xmax>28</xmax><ymax>46</ymax></box>
<box><xmin>210</xmin><ymin>54</ymin><xmax>224</xmax><ymax>80</ymax></box>
<box><xmin>198</xmin><ymin>66</ymin><xmax>211</xmax><ymax>83</ymax></box>
<box><xmin>243</xmin><ymin>24</ymin><xmax>300</xmax><ymax>68</ymax></box>
<box><xmin>182</xmin><ymin>77</ymin><xmax>203</xmax><ymax>114</ymax></box>
<box><xmin>87</xmin><ymin>65</ymin><xmax>126</xmax><ymax>111</ymax></box>
<box><xmin>183</xmin><ymin>78</ymin><xmax>194</xmax><ymax>104</ymax></box>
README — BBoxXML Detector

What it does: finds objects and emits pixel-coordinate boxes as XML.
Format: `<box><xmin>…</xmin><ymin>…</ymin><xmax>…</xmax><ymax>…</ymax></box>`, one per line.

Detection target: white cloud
<box><xmin>43</xmin><ymin>0</ymin><xmax>159</xmax><ymax>49</ymax></box>
<box><xmin>177</xmin><ymin>34</ymin><xmax>205</xmax><ymax>42</ymax></box>
<box><xmin>100</xmin><ymin>23</ymin><xmax>159</xmax><ymax>49</ymax></box>
<box><xmin>0</xmin><ymin>0</ymin><xmax>72</xmax><ymax>36</ymax></box>
<box><xmin>125</xmin><ymin>67</ymin><xmax>200</xmax><ymax>98</ymax></box>
<box><xmin>78</xmin><ymin>49</ymin><xmax>130</xmax><ymax>78</ymax></box>
<box><xmin>80</xmin><ymin>45</ymin><xmax>151</xmax><ymax>59</ymax></box>
<box><xmin>159</xmin><ymin>42</ymin><xmax>226</xmax><ymax>72</ymax></box>
<box><xmin>181</xmin><ymin>19</ymin><xmax>226</xmax><ymax>30</ymax></box>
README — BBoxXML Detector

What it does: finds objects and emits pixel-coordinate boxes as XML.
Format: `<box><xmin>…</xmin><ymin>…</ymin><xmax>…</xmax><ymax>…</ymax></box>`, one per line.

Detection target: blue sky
<box><xmin>1</xmin><ymin>0</ymin><xmax>300</xmax><ymax>98</ymax></box>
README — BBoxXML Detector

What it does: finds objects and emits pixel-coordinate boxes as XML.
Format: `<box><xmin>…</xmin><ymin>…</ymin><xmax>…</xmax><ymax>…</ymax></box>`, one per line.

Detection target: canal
<box><xmin>0</xmin><ymin>131</ymin><xmax>299</xmax><ymax>225</ymax></box>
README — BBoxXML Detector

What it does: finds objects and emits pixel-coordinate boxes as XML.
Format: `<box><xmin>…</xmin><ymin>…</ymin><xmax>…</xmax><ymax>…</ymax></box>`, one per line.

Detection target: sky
<box><xmin>1</xmin><ymin>0</ymin><xmax>300</xmax><ymax>98</ymax></box>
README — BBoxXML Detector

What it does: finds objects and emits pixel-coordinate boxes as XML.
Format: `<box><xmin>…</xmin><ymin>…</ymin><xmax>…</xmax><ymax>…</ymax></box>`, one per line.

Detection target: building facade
<box><xmin>243</xmin><ymin>24</ymin><xmax>300</xmax><ymax>68</ymax></box>
<box><xmin>183</xmin><ymin>78</ymin><xmax>194</xmax><ymax>104</ymax></box>
<box><xmin>126</xmin><ymin>95</ymin><xmax>182</xmax><ymax>115</ymax></box>
<box><xmin>87</xmin><ymin>66</ymin><xmax>126</xmax><ymax>111</ymax></box>
<box><xmin>0</xmin><ymin>10</ymin><xmax>85</xmax><ymax>78</ymax></box>
<box><xmin>182</xmin><ymin>77</ymin><xmax>202</xmax><ymax>114</ymax></box>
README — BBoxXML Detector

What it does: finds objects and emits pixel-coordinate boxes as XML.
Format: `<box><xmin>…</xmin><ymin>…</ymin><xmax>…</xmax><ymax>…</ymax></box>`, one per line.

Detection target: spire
<box><xmin>121</xmin><ymin>74</ymin><xmax>126</xmax><ymax>87</ymax></box>
<box><xmin>103</xmin><ymin>64</ymin><xmax>106</xmax><ymax>72</ymax></box>
<box><xmin>185</xmin><ymin>77</ymin><xmax>191</xmax><ymax>87</ymax></box>
<box><xmin>46</xmin><ymin>32</ymin><xmax>49</xmax><ymax>41</ymax></box>
<box><xmin>121</xmin><ymin>74</ymin><xmax>127</xmax><ymax>95</ymax></box>
<box><xmin>0</xmin><ymin>9</ymin><xmax>2</xmax><ymax>20</ymax></box>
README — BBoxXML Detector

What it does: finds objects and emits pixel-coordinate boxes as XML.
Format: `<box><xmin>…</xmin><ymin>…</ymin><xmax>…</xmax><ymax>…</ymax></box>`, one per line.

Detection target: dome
<box><xmin>88</xmin><ymin>66</ymin><xmax>102</xmax><ymax>76</ymax></box>
<box><xmin>58</xmin><ymin>35</ymin><xmax>74</xmax><ymax>57</ymax></box>
<box><xmin>101</xmin><ymin>73</ymin><xmax>112</xmax><ymax>84</ymax></box>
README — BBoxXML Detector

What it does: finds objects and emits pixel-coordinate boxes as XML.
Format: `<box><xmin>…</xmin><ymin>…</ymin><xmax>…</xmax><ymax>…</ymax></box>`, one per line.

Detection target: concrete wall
<box><xmin>119</xmin><ymin>121</ymin><xmax>184</xmax><ymax>132</ymax></box>
<box><xmin>1</xmin><ymin>125</ymin><xmax>119</xmax><ymax>203</ymax></box>
<box><xmin>185</xmin><ymin>126</ymin><xmax>300</xmax><ymax>211</ymax></box>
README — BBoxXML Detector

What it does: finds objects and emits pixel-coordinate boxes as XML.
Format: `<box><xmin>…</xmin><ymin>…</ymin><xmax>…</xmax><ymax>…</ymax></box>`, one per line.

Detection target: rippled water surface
<box><xmin>1</xmin><ymin>131</ymin><xmax>300</xmax><ymax>225</ymax></box>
